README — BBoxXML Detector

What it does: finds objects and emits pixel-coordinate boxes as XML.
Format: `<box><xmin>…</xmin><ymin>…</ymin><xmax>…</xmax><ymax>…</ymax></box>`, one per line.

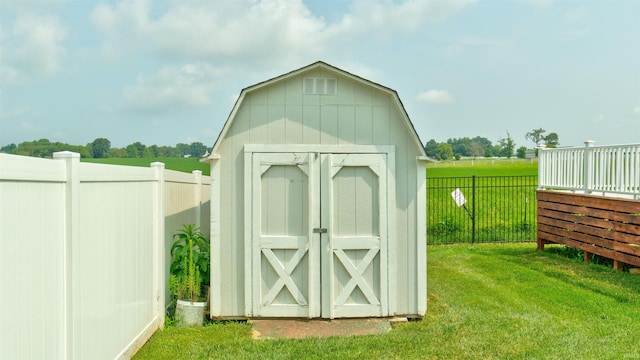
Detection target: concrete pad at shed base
<box><xmin>251</xmin><ymin>318</ymin><xmax>403</xmax><ymax>339</ymax></box>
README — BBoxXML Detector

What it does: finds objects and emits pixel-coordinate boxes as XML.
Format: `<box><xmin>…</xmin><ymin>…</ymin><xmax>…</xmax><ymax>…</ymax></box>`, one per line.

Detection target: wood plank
<box><xmin>613</xmin><ymin>222</ymin><xmax>640</xmax><ymax>241</ymax></box>
<box><xmin>260</xmin><ymin>236</ymin><xmax>308</xmax><ymax>249</ymax></box>
<box><xmin>538</xmin><ymin>216</ymin><xmax>617</xmax><ymax>241</ymax></box>
<box><xmin>537</xmin><ymin>200</ymin><xmax>588</xmax><ymax>215</ymax></box>
<box><xmin>537</xmin><ymin>190</ymin><xmax>640</xmax><ymax>213</ymax></box>
<box><xmin>538</xmin><ymin>208</ymin><xmax>615</xmax><ymax>230</ymax></box>
<box><xmin>538</xmin><ymin>223</ymin><xmax>615</xmax><ymax>249</ymax></box>
<box><xmin>613</xmin><ymin>213</ymin><xmax>640</xmax><ymax>226</ymax></box>
<box><xmin>537</xmin><ymin>231</ymin><xmax>617</xmax><ymax>259</ymax></box>
<box><xmin>539</xmin><ymin>199</ymin><xmax>640</xmax><ymax>224</ymax></box>
<box><xmin>613</xmin><ymin>242</ymin><xmax>640</xmax><ymax>257</ymax></box>
<box><xmin>612</xmin><ymin>251</ymin><xmax>640</xmax><ymax>268</ymax></box>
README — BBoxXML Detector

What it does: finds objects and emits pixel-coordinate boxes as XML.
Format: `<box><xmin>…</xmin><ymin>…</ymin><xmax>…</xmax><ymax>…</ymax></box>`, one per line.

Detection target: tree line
<box><xmin>425</xmin><ymin>128</ymin><xmax>559</xmax><ymax>161</ymax></box>
<box><xmin>0</xmin><ymin>138</ymin><xmax>209</xmax><ymax>159</ymax></box>
<box><xmin>2</xmin><ymin>128</ymin><xmax>559</xmax><ymax>161</ymax></box>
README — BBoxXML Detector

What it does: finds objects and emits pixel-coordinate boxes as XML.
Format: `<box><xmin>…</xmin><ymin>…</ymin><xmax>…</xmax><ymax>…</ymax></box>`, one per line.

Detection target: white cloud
<box><xmin>91</xmin><ymin>0</ymin><xmax>473</xmax><ymax>64</ymax></box>
<box><xmin>92</xmin><ymin>0</ymin><xmax>326</xmax><ymax>62</ymax></box>
<box><xmin>632</xmin><ymin>106</ymin><xmax>640</xmax><ymax>116</ymax></box>
<box><xmin>90</xmin><ymin>0</ymin><xmax>474</xmax><ymax>113</ymax></box>
<box><xmin>0</xmin><ymin>13</ymin><xmax>66</xmax><ymax>84</ymax></box>
<box><xmin>417</xmin><ymin>89</ymin><xmax>456</xmax><ymax>105</ymax></box>
<box><xmin>122</xmin><ymin>63</ymin><xmax>221</xmax><ymax>112</ymax></box>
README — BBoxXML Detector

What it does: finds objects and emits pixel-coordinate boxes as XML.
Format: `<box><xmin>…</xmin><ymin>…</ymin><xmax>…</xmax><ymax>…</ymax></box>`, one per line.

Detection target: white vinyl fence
<box><xmin>0</xmin><ymin>152</ymin><xmax>210</xmax><ymax>360</ymax></box>
<box><xmin>538</xmin><ymin>141</ymin><xmax>640</xmax><ymax>199</ymax></box>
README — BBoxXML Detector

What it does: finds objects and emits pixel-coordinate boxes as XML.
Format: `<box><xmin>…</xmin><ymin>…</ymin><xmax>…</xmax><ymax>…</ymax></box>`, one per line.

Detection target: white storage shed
<box><xmin>203</xmin><ymin>61</ymin><xmax>428</xmax><ymax>319</ymax></box>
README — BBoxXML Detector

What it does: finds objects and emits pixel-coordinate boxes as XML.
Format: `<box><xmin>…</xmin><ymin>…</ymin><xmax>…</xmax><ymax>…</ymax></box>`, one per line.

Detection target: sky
<box><xmin>1</xmin><ymin>0</ymin><xmax>639</xmax><ymax>150</ymax></box>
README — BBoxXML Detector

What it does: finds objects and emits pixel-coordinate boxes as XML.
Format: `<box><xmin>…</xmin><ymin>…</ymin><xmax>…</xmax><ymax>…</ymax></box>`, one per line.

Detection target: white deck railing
<box><xmin>538</xmin><ymin>141</ymin><xmax>640</xmax><ymax>199</ymax></box>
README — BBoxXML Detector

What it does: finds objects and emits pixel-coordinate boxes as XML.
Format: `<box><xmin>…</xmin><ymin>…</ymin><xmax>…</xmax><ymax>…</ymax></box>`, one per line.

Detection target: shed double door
<box><xmin>249</xmin><ymin>152</ymin><xmax>389</xmax><ymax>318</ymax></box>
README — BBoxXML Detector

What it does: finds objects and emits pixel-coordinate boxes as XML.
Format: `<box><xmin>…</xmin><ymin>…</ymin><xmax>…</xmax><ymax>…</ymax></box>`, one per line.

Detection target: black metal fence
<box><xmin>426</xmin><ymin>175</ymin><xmax>538</xmax><ymax>244</ymax></box>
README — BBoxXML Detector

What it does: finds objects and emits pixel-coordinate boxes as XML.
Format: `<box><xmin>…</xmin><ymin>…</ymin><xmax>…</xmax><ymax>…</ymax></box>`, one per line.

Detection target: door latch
<box><xmin>313</xmin><ymin>228</ymin><xmax>327</xmax><ymax>234</ymax></box>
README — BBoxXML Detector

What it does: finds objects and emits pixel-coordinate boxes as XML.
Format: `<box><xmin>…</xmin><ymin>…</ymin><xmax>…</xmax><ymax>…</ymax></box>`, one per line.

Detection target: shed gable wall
<box><xmin>215</xmin><ymin>70</ymin><xmax>422</xmax><ymax>317</ymax></box>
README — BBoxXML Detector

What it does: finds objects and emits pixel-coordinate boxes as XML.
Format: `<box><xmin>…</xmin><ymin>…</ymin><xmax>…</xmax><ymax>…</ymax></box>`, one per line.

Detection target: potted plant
<box><xmin>169</xmin><ymin>224</ymin><xmax>209</xmax><ymax>327</ymax></box>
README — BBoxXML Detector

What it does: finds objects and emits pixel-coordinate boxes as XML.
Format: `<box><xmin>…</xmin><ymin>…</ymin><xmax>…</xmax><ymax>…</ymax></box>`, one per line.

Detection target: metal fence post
<box><xmin>584</xmin><ymin>140</ymin><xmax>595</xmax><ymax>194</ymax></box>
<box><xmin>472</xmin><ymin>175</ymin><xmax>476</xmax><ymax>243</ymax></box>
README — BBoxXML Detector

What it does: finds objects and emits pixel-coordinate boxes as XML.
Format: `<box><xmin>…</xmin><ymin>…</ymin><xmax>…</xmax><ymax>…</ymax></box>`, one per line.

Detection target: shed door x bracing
<box><xmin>247</xmin><ymin>151</ymin><xmax>390</xmax><ymax>318</ymax></box>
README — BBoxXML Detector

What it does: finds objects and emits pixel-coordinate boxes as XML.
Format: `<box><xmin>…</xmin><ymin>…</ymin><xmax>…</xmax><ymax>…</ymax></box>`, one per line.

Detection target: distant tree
<box><xmin>158</xmin><ymin>145</ymin><xmax>179</xmax><ymax>157</ymax></box>
<box><xmin>425</xmin><ymin>139</ymin><xmax>438</xmax><ymax>158</ymax></box>
<box><xmin>125</xmin><ymin>144</ymin><xmax>140</xmax><ymax>158</ymax></box>
<box><xmin>544</xmin><ymin>132</ymin><xmax>559</xmax><ymax>147</ymax></box>
<box><xmin>525</xmin><ymin>128</ymin><xmax>547</xmax><ymax>147</ymax></box>
<box><xmin>468</xmin><ymin>142</ymin><xmax>485</xmax><ymax>158</ymax></box>
<box><xmin>498</xmin><ymin>131</ymin><xmax>516</xmax><ymax>158</ymax></box>
<box><xmin>436</xmin><ymin>143</ymin><xmax>453</xmax><ymax>160</ymax></box>
<box><xmin>125</xmin><ymin>141</ymin><xmax>148</xmax><ymax>158</ymax></box>
<box><xmin>484</xmin><ymin>147</ymin><xmax>494</xmax><ymax>157</ymax></box>
<box><xmin>471</xmin><ymin>136</ymin><xmax>493</xmax><ymax>152</ymax></box>
<box><xmin>492</xmin><ymin>145</ymin><xmax>501</xmax><ymax>157</ymax></box>
<box><xmin>148</xmin><ymin>145</ymin><xmax>160</xmax><ymax>157</ymax></box>
<box><xmin>189</xmin><ymin>142</ymin><xmax>207</xmax><ymax>158</ymax></box>
<box><xmin>516</xmin><ymin>146</ymin><xmax>527</xmax><ymax>159</ymax></box>
<box><xmin>176</xmin><ymin>143</ymin><xmax>190</xmax><ymax>157</ymax></box>
<box><xmin>9</xmin><ymin>138</ymin><xmax>90</xmax><ymax>158</ymax></box>
<box><xmin>1</xmin><ymin>143</ymin><xmax>17</xmax><ymax>153</ymax></box>
<box><xmin>90</xmin><ymin>138</ymin><xmax>111</xmax><ymax>158</ymax></box>
<box><xmin>109</xmin><ymin>148</ymin><xmax>127</xmax><ymax>158</ymax></box>
<box><xmin>447</xmin><ymin>137</ymin><xmax>473</xmax><ymax>158</ymax></box>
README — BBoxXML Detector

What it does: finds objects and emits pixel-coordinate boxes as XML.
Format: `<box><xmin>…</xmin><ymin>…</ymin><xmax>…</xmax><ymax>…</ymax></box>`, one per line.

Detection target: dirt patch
<box><xmin>251</xmin><ymin>318</ymin><xmax>398</xmax><ymax>339</ymax></box>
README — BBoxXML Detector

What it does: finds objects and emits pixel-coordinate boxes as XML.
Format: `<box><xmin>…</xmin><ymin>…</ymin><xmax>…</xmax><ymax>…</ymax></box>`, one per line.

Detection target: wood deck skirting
<box><xmin>537</xmin><ymin>190</ymin><xmax>640</xmax><ymax>270</ymax></box>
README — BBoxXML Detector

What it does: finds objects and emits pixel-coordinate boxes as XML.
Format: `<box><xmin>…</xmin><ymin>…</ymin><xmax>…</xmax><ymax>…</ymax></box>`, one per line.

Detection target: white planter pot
<box><xmin>176</xmin><ymin>299</ymin><xmax>206</xmax><ymax>327</ymax></box>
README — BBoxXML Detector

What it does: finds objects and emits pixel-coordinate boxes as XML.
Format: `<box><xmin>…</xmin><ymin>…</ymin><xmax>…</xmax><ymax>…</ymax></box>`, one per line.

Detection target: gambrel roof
<box><xmin>205</xmin><ymin>61</ymin><xmax>426</xmax><ymax>160</ymax></box>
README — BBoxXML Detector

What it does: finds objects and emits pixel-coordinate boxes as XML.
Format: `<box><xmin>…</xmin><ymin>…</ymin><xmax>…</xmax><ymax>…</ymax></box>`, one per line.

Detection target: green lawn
<box><xmin>81</xmin><ymin>157</ymin><xmax>210</xmax><ymax>175</ymax></box>
<box><xmin>427</xmin><ymin>158</ymin><xmax>538</xmax><ymax>177</ymax></box>
<box><xmin>134</xmin><ymin>243</ymin><xmax>640</xmax><ymax>359</ymax></box>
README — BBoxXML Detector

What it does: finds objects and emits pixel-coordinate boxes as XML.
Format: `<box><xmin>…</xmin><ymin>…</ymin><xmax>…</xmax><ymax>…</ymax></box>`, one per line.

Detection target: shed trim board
<box><xmin>416</xmin><ymin>156</ymin><xmax>429</xmax><ymax>315</ymax></box>
<box><xmin>244</xmin><ymin>145</ymin><xmax>396</xmax><ymax>319</ymax></box>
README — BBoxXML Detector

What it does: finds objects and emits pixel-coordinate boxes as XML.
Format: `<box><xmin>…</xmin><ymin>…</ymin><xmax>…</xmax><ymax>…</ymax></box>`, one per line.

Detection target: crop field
<box><xmin>81</xmin><ymin>157</ymin><xmax>210</xmax><ymax>175</ymax></box>
<box><xmin>426</xmin><ymin>159</ymin><xmax>539</xmax><ymax>244</ymax></box>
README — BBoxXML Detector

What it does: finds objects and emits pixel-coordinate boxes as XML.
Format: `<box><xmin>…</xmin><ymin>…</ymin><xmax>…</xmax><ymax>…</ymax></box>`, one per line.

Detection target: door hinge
<box><xmin>313</xmin><ymin>228</ymin><xmax>327</xmax><ymax>234</ymax></box>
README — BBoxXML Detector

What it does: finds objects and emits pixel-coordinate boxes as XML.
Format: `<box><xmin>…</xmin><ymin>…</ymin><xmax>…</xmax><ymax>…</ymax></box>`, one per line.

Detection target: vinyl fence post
<box><xmin>53</xmin><ymin>151</ymin><xmax>80</xmax><ymax>360</ymax></box>
<box><xmin>584</xmin><ymin>140</ymin><xmax>595</xmax><ymax>194</ymax></box>
<box><xmin>193</xmin><ymin>170</ymin><xmax>203</xmax><ymax>229</ymax></box>
<box><xmin>151</xmin><ymin>162</ymin><xmax>165</xmax><ymax>329</ymax></box>
<box><xmin>537</xmin><ymin>145</ymin><xmax>545</xmax><ymax>190</ymax></box>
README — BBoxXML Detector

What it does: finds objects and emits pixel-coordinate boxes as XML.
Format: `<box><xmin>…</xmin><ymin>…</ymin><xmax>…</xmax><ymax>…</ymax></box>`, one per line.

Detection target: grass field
<box><xmin>427</xmin><ymin>158</ymin><xmax>538</xmax><ymax>177</ymax></box>
<box><xmin>134</xmin><ymin>243</ymin><xmax>640</xmax><ymax>359</ymax></box>
<box><xmin>81</xmin><ymin>157</ymin><xmax>210</xmax><ymax>176</ymax></box>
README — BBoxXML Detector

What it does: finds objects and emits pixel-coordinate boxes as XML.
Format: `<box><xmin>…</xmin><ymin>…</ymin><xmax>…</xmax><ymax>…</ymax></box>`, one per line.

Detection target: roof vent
<box><xmin>303</xmin><ymin>77</ymin><xmax>337</xmax><ymax>95</ymax></box>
